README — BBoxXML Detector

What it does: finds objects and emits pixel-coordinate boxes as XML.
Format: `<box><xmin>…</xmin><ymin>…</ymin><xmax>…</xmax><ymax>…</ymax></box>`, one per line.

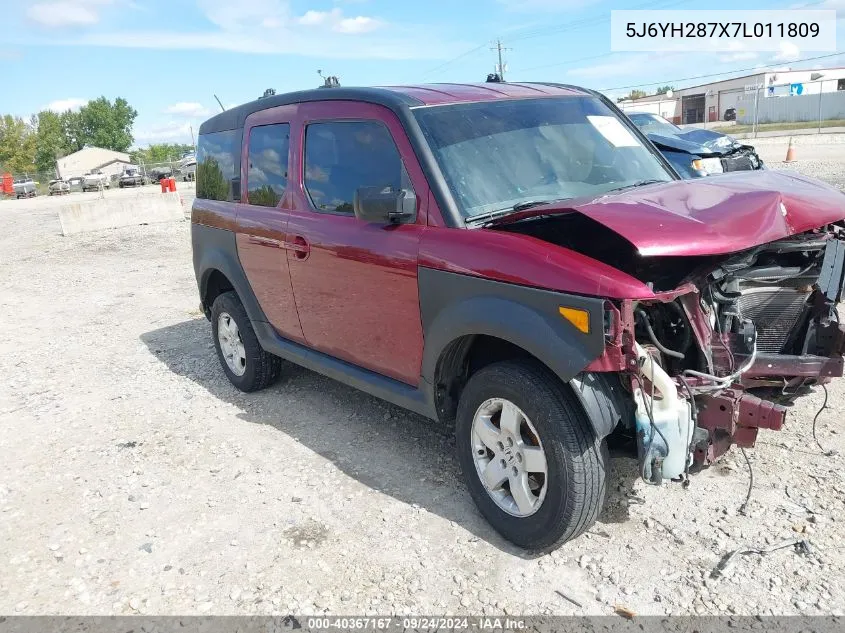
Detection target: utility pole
<box><xmin>491</xmin><ymin>38</ymin><xmax>510</xmax><ymax>81</ymax></box>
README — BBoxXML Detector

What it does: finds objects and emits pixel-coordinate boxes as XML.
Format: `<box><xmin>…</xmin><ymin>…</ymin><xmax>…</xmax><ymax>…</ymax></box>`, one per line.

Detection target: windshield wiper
<box><xmin>605</xmin><ymin>179</ymin><xmax>667</xmax><ymax>193</ymax></box>
<box><xmin>464</xmin><ymin>199</ymin><xmax>566</xmax><ymax>227</ymax></box>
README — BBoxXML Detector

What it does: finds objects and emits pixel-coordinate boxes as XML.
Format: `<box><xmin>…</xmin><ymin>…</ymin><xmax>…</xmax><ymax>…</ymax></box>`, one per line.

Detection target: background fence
<box><xmin>2</xmin><ymin>160</ymin><xmax>193</xmax><ymax>198</ymax></box>
<box><xmin>731</xmin><ymin>77</ymin><xmax>845</xmax><ymax>135</ymax></box>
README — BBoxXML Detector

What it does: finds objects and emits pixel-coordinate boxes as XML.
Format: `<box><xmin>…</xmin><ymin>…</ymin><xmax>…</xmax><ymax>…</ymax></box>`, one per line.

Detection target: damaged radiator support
<box><xmin>693</xmin><ymin>389</ymin><xmax>787</xmax><ymax>466</ymax></box>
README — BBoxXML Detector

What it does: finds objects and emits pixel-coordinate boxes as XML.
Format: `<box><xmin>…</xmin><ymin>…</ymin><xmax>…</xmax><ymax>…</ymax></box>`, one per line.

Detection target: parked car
<box><xmin>13</xmin><ymin>178</ymin><xmax>36</xmax><ymax>198</ymax></box>
<box><xmin>48</xmin><ymin>179</ymin><xmax>71</xmax><ymax>195</ymax></box>
<box><xmin>81</xmin><ymin>170</ymin><xmax>110</xmax><ymax>192</ymax></box>
<box><xmin>191</xmin><ymin>83</ymin><xmax>845</xmax><ymax>550</ymax></box>
<box><xmin>180</xmin><ymin>160</ymin><xmax>196</xmax><ymax>182</ymax></box>
<box><xmin>119</xmin><ymin>168</ymin><xmax>145</xmax><ymax>188</ymax></box>
<box><xmin>724</xmin><ymin>107</ymin><xmax>737</xmax><ymax>121</ymax></box>
<box><xmin>626</xmin><ymin>112</ymin><xmax>763</xmax><ymax>178</ymax></box>
<box><xmin>148</xmin><ymin>167</ymin><xmax>173</xmax><ymax>183</ymax></box>
<box><xmin>66</xmin><ymin>176</ymin><xmax>84</xmax><ymax>190</ymax></box>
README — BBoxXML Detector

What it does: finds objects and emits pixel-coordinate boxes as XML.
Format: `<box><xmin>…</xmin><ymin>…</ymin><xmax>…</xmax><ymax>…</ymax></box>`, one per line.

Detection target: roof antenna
<box><xmin>486</xmin><ymin>73</ymin><xmax>503</xmax><ymax>83</ymax></box>
<box><xmin>261</xmin><ymin>88</ymin><xmax>276</xmax><ymax>99</ymax></box>
<box><xmin>317</xmin><ymin>69</ymin><xmax>340</xmax><ymax>88</ymax></box>
<box><xmin>213</xmin><ymin>94</ymin><xmax>226</xmax><ymax>112</ymax></box>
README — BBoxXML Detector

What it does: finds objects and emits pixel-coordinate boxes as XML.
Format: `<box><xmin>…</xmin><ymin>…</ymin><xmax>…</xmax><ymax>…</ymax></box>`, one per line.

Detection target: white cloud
<box><xmin>44</xmin><ymin>0</ymin><xmax>456</xmax><ymax>60</ymax></box>
<box><xmin>164</xmin><ymin>102</ymin><xmax>212</xmax><ymax>117</ymax></box>
<box><xmin>44</xmin><ymin>97</ymin><xmax>88</xmax><ymax>112</ymax></box>
<box><xmin>71</xmin><ymin>26</ymin><xmax>454</xmax><ymax>59</ymax></box>
<box><xmin>773</xmin><ymin>41</ymin><xmax>801</xmax><ymax>62</ymax></box>
<box><xmin>26</xmin><ymin>0</ymin><xmax>115</xmax><ymax>28</ymax></box>
<box><xmin>719</xmin><ymin>51</ymin><xmax>758</xmax><ymax>63</ymax></box>
<box><xmin>567</xmin><ymin>53</ymin><xmax>656</xmax><ymax>79</ymax></box>
<box><xmin>298</xmin><ymin>8</ymin><xmax>382</xmax><ymax>33</ymax></box>
<box><xmin>134</xmin><ymin>121</ymin><xmax>195</xmax><ymax>145</ymax></box>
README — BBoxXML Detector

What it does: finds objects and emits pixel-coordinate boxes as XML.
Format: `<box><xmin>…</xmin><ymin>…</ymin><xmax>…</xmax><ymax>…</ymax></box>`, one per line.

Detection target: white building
<box><xmin>617</xmin><ymin>66</ymin><xmax>845</xmax><ymax>124</ymax></box>
<box><xmin>56</xmin><ymin>147</ymin><xmax>132</xmax><ymax>180</ymax></box>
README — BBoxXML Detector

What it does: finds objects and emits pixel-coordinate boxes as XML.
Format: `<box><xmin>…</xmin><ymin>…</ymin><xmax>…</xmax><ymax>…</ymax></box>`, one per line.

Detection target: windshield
<box><xmin>627</xmin><ymin>113</ymin><xmax>682</xmax><ymax>137</ymax></box>
<box><xmin>413</xmin><ymin>96</ymin><xmax>674</xmax><ymax>219</ymax></box>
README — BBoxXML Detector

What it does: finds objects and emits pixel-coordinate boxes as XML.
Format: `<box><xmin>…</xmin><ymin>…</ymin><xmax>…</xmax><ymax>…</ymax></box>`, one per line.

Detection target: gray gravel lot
<box><xmin>0</xmin><ymin>157</ymin><xmax>843</xmax><ymax>617</ymax></box>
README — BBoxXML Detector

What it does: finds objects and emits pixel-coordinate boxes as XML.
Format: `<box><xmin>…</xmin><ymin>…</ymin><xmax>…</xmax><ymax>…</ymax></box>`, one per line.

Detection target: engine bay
<box><xmin>501</xmin><ymin>214</ymin><xmax>845</xmax><ymax>484</ymax></box>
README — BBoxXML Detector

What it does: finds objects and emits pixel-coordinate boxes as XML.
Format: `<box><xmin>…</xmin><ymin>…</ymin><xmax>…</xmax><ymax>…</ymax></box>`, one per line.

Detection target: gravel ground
<box><xmin>1</xmin><ymin>160</ymin><xmax>844</xmax><ymax>618</ymax></box>
<box><xmin>755</xmin><ymin>142</ymin><xmax>845</xmax><ymax>190</ymax></box>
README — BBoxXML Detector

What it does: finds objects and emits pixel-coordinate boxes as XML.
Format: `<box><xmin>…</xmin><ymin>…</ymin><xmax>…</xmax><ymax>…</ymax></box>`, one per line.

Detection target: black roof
<box><xmin>198</xmin><ymin>87</ymin><xmax>424</xmax><ymax>135</ymax></box>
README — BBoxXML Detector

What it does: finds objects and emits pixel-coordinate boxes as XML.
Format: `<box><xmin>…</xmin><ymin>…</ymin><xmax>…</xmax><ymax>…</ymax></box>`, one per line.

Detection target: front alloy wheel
<box><xmin>456</xmin><ymin>360</ymin><xmax>607</xmax><ymax>550</ymax></box>
<box><xmin>471</xmin><ymin>398</ymin><xmax>548</xmax><ymax>517</ymax></box>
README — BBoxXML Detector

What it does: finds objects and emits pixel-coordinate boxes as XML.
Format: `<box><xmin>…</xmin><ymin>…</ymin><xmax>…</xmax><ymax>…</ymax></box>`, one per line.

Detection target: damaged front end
<box><xmin>593</xmin><ymin>226</ymin><xmax>845</xmax><ymax>482</ymax></box>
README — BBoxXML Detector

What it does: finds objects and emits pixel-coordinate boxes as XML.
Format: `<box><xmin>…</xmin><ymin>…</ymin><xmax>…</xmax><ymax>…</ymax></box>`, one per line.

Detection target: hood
<box><xmin>486</xmin><ymin>170</ymin><xmax>845</xmax><ymax>257</ymax></box>
<box><xmin>647</xmin><ymin>128</ymin><xmax>746</xmax><ymax>156</ymax></box>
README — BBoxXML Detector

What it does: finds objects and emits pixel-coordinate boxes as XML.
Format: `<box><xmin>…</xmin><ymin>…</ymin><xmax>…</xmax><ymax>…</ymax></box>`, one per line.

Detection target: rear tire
<box><xmin>455</xmin><ymin>360</ymin><xmax>607</xmax><ymax>550</ymax></box>
<box><xmin>210</xmin><ymin>291</ymin><xmax>281</xmax><ymax>392</ymax></box>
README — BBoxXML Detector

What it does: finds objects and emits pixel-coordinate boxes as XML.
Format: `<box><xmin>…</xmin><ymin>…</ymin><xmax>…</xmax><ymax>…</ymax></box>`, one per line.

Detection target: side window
<box><xmin>197</xmin><ymin>129</ymin><xmax>238</xmax><ymax>201</ymax></box>
<box><xmin>303</xmin><ymin>120</ymin><xmax>409</xmax><ymax>214</ymax></box>
<box><xmin>247</xmin><ymin>123</ymin><xmax>290</xmax><ymax>207</ymax></box>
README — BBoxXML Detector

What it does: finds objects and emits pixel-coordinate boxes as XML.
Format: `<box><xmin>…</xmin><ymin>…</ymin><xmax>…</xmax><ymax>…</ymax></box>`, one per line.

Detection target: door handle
<box><xmin>285</xmin><ymin>235</ymin><xmax>311</xmax><ymax>260</ymax></box>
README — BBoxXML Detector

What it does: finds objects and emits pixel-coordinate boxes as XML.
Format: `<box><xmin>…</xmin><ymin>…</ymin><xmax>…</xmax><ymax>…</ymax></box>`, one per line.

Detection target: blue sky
<box><xmin>1</xmin><ymin>0</ymin><xmax>843</xmax><ymax>147</ymax></box>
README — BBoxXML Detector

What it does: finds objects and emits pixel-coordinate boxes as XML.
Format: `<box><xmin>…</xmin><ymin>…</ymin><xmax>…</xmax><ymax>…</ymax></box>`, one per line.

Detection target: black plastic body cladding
<box><xmin>418</xmin><ymin>267</ymin><xmax>607</xmax><ymax>387</ymax></box>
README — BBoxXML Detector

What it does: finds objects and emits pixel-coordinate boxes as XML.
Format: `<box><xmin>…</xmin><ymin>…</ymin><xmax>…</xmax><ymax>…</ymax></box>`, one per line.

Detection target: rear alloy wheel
<box><xmin>456</xmin><ymin>360</ymin><xmax>607</xmax><ymax>550</ymax></box>
<box><xmin>217</xmin><ymin>312</ymin><xmax>247</xmax><ymax>377</ymax></box>
<box><xmin>210</xmin><ymin>291</ymin><xmax>281</xmax><ymax>392</ymax></box>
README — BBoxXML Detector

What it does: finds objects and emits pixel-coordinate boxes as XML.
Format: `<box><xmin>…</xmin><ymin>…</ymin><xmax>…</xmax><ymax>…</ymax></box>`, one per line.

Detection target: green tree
<box><xmin>131</xmin><ymin>143</ymin><xmax>194</xmax><ymax>165</ymax></box>
<box><xmin>196</xmin><ymin>157</ymin><xmax>228</xmax><ymax>201</ymax></box>
<box><xmin>34</xmin><ymin>110</ymin><xmax>68</xmax><ymax>175</ymax></box>
<box><xmin>60</xmin><ymin>110</ymin><xmax>86</xmax><ymax>153</ymax></box>
<box><xmin>248</xmin><ymin>184</ymin><xmax>280</xmax><ymax>207</ymax></box>
<box><xmin>0</xmin><ymin>115</ymin><xmax>36</xmax><ymax>174</ymax></box>
<box><xmin>78</xmin><ymin>97</ymin><xmax>138</xmax><ymax>152</ymax></box>
<box><xmin>628</xmin><ymin>89</ymin><xmax>647</xmax><ymax>100</ymax></box>
<box><xmin>655</xmin><ymin>85</ymin><xmax>675</xmax><ymax>95</ymax></box>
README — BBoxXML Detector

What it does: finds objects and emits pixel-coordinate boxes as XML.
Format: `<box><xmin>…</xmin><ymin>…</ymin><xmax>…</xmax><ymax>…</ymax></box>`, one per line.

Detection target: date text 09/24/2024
<box><xmin>305</xmin><ymin>617</ymin><xmax>528</xmax><ymax>630</ymax></box>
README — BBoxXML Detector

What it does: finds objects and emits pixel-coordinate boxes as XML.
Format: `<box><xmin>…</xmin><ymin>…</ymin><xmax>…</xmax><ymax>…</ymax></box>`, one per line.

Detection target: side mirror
<box><xmin>354</xmin><ymin>187</ymin><xmax>417</xmax><ymax>224</ymax></box>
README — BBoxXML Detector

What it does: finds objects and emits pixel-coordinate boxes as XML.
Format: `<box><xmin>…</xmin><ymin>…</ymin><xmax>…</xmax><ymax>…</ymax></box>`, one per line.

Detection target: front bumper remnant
<box><xmin>693</xmin><ymin>389</ymin><xmax>787</xmax><ymax>466</ymax></box>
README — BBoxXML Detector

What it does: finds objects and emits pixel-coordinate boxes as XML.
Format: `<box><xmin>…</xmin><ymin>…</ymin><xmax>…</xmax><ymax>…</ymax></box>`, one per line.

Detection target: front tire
<box><xmin>456</xmin><ymin>360</ymin><xmax>607</xmax><ymax>550</ymax></box>
<box><xmin>211</xmin><ymin>291</ymin><xmax>281</xmax><ymax>392</ymax></box>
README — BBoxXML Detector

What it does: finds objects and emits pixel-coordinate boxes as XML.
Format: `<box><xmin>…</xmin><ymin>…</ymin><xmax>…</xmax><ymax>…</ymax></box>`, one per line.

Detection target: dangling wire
<box><xmin>738</xmin><ymin>447</ymin><xmax>754</xmax><ymax>515</ymax></box>
<box><xmin>812</xmin><ymin>384</ymin><xmax>837</xmax><ymax>456</ymax></box>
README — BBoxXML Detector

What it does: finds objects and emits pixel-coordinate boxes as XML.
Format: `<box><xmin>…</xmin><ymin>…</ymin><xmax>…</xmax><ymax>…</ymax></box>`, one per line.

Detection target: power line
<box><xmin>420</xmin><ymin>43</ymin><xmax>488</xmax><ymax>79</ymax></box>
<box><xmin>420</xmin><ymin>0</ymin><xmax>689</xmax><ymax>79</ymax></box>
<box><xmin>520</xmin><ymin>51</ymin><xmax>617</xmax><ymax>73</ymax></box>
<box><xmin>601</xmin><ymin>52</ymin><xmax>845</xmax><ymax>91</ymax></box>
<box><xmin>514</xmin><ymin>0</ymin><xmax>833</xmax><ymax>76</ymax></box>
<box><xmin>508</xmin><ymin>0</ymin><xmax>691</xmax><ymax>44</ymax></box>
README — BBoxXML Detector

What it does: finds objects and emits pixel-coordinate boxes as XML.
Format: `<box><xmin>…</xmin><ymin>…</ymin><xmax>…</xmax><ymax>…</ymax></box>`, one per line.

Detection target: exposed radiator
<box><xmin>736</xmin><ymin>286</ymin><xmax>810</xmax><ymax>353</ymax></box>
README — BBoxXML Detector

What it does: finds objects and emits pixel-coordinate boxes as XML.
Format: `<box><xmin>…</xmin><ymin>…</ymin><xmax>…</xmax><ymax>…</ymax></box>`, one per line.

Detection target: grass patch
<box><xmin>711</xmin><ymin>119</ymin><xmax>845</xmax><ymax>135</ymax></box>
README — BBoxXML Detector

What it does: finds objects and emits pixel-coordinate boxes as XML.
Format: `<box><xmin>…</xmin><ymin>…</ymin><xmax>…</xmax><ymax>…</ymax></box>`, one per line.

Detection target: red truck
<box><xmin>191</xmin><ymin>82</ymin><xmax>845</xmax><ymax>550</ymax></box>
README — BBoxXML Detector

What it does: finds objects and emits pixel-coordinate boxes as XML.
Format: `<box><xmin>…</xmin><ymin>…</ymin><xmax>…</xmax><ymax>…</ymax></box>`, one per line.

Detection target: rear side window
<box><xmin>303</xmin><ymin>121</ymin><xmax>405</xmax><ymax>214</ymax></box>
<box><xmin>197</xmin><ymin>129</ymin><xmax>238</xmax><ymax>201</ymax></box>
<box><xmin>247</xmin><ymin>124</ymin><xmax>289</xmax><ymax>207</ymax></box>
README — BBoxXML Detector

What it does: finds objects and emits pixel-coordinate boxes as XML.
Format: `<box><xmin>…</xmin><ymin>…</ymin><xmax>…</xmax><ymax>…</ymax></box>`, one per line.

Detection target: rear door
<box><xmin>235</xmin><ymin>105</ymin><xmax>304</xmax><ymax>343</ymax></box>
<box><xmin>284</xmin><ymin>101</ymin><xmax>430</xmax><ymax>385</ymax></box>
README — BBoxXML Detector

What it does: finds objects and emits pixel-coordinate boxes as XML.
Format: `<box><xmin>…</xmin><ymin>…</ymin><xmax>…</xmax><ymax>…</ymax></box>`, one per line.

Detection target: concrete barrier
<box><xmin>59</xmin><ymin>192</ymin><xmax>184</xmax><ymax>236</ymax></box>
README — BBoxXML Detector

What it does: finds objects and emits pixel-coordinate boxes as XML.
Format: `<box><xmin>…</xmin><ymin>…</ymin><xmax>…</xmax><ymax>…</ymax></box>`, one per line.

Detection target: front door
<box><xmin>285</xmin><ymin>101</ymin><xmax>429</xmax><ymax>385</ymax></box>
<box><xmin>236</xmin><ymin>105</ymin><xmax>304</xmax><ymax>343</ymax></box>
